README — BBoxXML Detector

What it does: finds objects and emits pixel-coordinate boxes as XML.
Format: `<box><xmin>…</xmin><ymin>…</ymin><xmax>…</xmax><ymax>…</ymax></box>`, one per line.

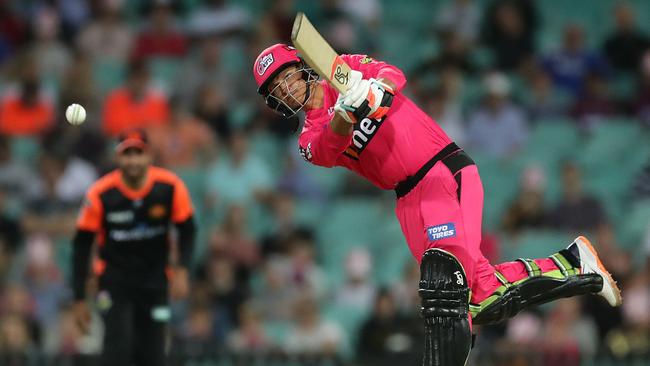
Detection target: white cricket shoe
<box><xmin>569</xmin><ymin>236</ymin><xmax>622</xmax><ymax>307</ymax></box>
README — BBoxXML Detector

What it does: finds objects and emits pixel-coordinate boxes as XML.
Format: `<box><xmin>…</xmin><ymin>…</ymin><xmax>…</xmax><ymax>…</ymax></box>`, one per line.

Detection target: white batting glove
<box><xmin>334</xmin><ymin>75</ymin><xmax>394</xmax><ymax>123</ymax></box>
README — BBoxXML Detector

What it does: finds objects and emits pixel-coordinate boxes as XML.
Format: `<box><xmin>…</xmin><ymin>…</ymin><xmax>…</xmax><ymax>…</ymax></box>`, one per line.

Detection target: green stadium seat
<box><xmin>148</xmin><ymin>57</ymin><xmax>182</xmax><ymax>91</ymax></box>
<box><xmin>500</xmin><ymin>230</ymin><xmax>574</xmax><ymax>261</ymax></box>
<box><xmin>92</xmin><ymin>59</ymin><xmax>126</xmax><ymax>95</ymax></box>
<box><xmin>10</xmin><ymin>137</ymin><xmax>40</xmax><ymax>163</ymax></box>
<box><xmin>619</xmin><ymin>200</ymin><xmax>650</xmax><ymax>251</ymax></box>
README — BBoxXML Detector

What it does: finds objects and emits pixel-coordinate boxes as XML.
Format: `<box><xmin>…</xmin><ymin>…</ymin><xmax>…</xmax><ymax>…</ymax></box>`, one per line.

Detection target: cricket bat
<box><xmin>291</xmin><ymin>12</ymin><xmax>352</xmax><ymax>94</ymax></box>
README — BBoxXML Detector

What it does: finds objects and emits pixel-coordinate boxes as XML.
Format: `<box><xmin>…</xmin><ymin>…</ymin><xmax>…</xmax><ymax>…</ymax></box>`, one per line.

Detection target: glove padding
<box><xmin>334</xmin><ymin>71</ymin><xmax>394</xmax><ymax>124</ymax></box>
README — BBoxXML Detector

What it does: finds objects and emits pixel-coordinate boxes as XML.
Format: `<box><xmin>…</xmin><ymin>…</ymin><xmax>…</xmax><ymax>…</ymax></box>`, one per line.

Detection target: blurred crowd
<box><xmin>0</xmin><ymin>0</ymin><xmax>649</xmax><ymax>365</ymax></box>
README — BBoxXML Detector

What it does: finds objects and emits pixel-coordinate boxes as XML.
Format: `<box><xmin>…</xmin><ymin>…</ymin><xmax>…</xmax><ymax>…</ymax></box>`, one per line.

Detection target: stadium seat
<box><xmin>500</xmin><ymin>230</ymin><xmax>574</xmax><ymax>262</ymax></box>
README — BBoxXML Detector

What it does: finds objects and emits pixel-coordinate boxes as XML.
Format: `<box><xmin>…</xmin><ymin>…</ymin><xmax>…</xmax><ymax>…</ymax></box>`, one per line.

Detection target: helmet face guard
<box><xmin>262</xmin><ymin>62</ymin><xmax>320</xmax><ymax>118</ymax></box>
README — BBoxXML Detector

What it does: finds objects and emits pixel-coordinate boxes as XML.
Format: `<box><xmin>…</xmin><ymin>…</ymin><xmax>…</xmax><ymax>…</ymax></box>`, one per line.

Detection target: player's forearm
<box><xmin>72</xmin><ymin>230</ymin><xmax>95</xmax><ymax>300</ymax></box>
<box><xmin>175</xmin><ymin>216</ymin><xmax>196</xmax><ymax>269</ymax></box>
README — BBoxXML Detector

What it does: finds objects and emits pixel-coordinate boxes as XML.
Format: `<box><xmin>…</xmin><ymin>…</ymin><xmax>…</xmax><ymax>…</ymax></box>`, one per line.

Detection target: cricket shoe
<box><xmin>567</xmin><ymin>236</ymin><xmax>622</xmax><ymax>307</ymax></box>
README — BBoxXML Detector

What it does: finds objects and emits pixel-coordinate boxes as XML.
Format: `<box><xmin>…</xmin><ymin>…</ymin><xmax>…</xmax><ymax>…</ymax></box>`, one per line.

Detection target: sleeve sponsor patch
<box><xmin>360</xmin><ymin>56</ymin><xmax>374</xmax><ymax>64</ymax></box>
<box><xmin>427</xmin><ymin>223</ymin><xmax>456</xmax><ymax>241</ymax></box>
<box><xmin>299</xmin><ymin>142</ymin><xmax>313</xmax><ymax>162</ymax></box>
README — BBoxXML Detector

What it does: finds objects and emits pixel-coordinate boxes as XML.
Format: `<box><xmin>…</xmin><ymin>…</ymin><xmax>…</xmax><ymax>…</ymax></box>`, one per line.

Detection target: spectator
<box><xmin>542</xmin><ymin>298</ymin><xmax>599</xmax><ymax>362</ymax></box>
<box><xmin>20</xmin><ymin>236</ymin><xmax>67</xmax><ymax>330</ymax></box>
<box><xmin>28</xmin><ymin>8</ymin><xmax>71</xmax><ymax>85</ymax></box>
<box><xmin>542</xmin><ymin>23</ymin><xmax>609</xmax><ymax>96</ymax></box>
<box><xmin>203</xmin><ymin>256</ymin><xmax>247</xmax><ymax>343</ymax></box>
<box><xmin>633</xmin><ymin>50</ymin><xmax>650</xmax><ymax>127</ymax></box>
<box><xmin>261</xmin><ymin>194</ymin><xmax>309</xmax><ymax>257</ymax></box>
<box><xmin>334</xmin><ymin>247</ymin><xmax>376</xmax><ymax>312</ymax></box>
<box><xmin>286</xmin><ymin>231</ymin><xmax>327</xmax><ymax>300</ymax></box>
<box><xmin>390</xmin><ymin>260</ymin><xmax>420</xmax><ymax>313</ymax></box>
<box><xmin>436</xmin><ymin>0</ymin><xmax>481</xmax><ymax>45</ymax></box>
<box><xmin>227</xmin><ymin>302</ymin><xmax>271</xmax><ymax>353</ymax></box>
<box><xmin>0</xmin><ymin>135</ymin><xmax>40</xmax><ymax>205</ymax></box>
<box><xmin>257</xmin><ymin>0</ymin><xmax>295</xmax><ymax>43</ymax></box>
<box><xmin>21</xmin><ymin>153</ymin><xmax>89</xmax><ymax>239</ymax></box>
<box><xmin>177</xmin><ymin>37</ymin><xmax>235</xmax><ymax>109</ymax></box>
<box><xmin>0</xmin><ymin>60</ymin><xmax>55</xmax><ymax>136</ymax></box>
<box><xmin>339</xmin><ymin>0</ymin><xmax>382</xmax><ymax>32</ymax></box>
<box><xmin>0</xmin><ymin>285</ymin><xmax>40</xmax><ymax>351</ymax></box>
<box><xmin>132</xmin><ymin>1</ymin><xmax>187</xmax><ymax>60</ymax></box>
<box><xmin>0</xmin><ymin>189</ymin><xmax>23</xmax><ymax>254</ymax></box>
<box><xmin>570</xmin><ymin>72</ymin><xmax>619</xmax><ymax>130</ymax></box>
<box><xmin>603</xmin><ymin>2</ymin><xmax>650</xmax><ymax>73</ymax></box>
<box><xmin>522</xmin><ymin>64</ymin><xmax>568</xmax><ymax>121</ymax></box>
<box><xmin>466</xmin><ymin>72</ymin><xmax>529</xmax><ymax>158</ymax></box>
<box><xmin>423</xmin><ymin>66</ymin><xmax>466</xmax><ymax>144</ymax></box>
<box><xmin>186</xmin><ymin>0</ymin><xmax>249</xmax><ymax>37</ymax></box>
<box><xmin>413</xmin><ymin>31</ymin><xmax>475</xmax><ymax>76</ymax></box>
<box><xmin>207</xmin><ymin>204</ymin><xmax>261</xmax><ymax>281</ymax></box>
<box><xmin>356</xmin><ymin>288</ymin><xmax>422</xmax><ymax>366</ymax></box>
<box><xmin>148</xmin><ymin>100</ymin><xmax>216</xmax><ymax>169</ymax></box>
<box><xmin>205</xmin><ymin>131</ymin><xmax>273</xmax><ymax>208</ymax></box>
<box><xmin>0</xmin><ymin>314</ymin><xmax>36</xmax><ymax>364</ymax></box>
<box><xmin>251</xmin><ymin>256</ymin><xmax>300</xmax><ymax>322</ymax></box>
<box><xmin>76</xmin><ymin>0</ymin><xmax>133</xmax><ymax>62</ymax></box>
<box><xmin>102</xmin><ymin>59</ymin><xmax>169</xmax><ymax>136</ymax></box>
<box><xmin>193</xmin><ymin>84</ymin><xmax>232</xmax><ymax>143</ymax></box>
<box><xmin>276</xmin><ymin>152</ymin><xmax>327</xmax><ymax>202</ymax></box>
<box><xmin>481</xmin><ymin>0</ymin><xmax>536</xmax><ymax>70</ymax></box>
<box><xmin>0</xmin><ymin>1</ymin><xmax>27</xmax><ymax>56</ymax></box>
<box><xmin>284</xmin><ymin>295</ymin><xmax>344</xmax><ymax>356</ymax></box>
<box><xmin>58</xmin><ymin>52</ymin><xmax>98</xmax><ymax>121</ymax></box>
<box><xmin>547</xmin><ymin>161</ymin><xmax>607</xmax><ymax>232</ymax></box>
<box><xmin>632</xmin><ymin>155</ymin><xmax>650</xmax><ymax>199</ymax></box>
<box><xmin>502</xmin><ymin>164</ymin><xmax>547</xmax><ymax>235</ymax></box>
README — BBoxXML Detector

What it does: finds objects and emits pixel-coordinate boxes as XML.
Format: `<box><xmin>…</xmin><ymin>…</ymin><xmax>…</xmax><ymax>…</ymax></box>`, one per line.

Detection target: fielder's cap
<box><xmin>116</xmin><ymin>128</ymin><xmax>149</xmax><ymax>153</ymax></box>
<box><xmin>253</xmin><ymin>43</ymin><xmax>301</xmax><ymax>95</ymax></box>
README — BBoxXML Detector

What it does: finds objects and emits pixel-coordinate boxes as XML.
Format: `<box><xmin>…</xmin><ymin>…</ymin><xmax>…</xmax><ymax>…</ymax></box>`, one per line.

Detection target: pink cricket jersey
<box><xmin>298</xmin><ymin>54</ymin><xmax>452</xmax><ymax>189</ymax></box>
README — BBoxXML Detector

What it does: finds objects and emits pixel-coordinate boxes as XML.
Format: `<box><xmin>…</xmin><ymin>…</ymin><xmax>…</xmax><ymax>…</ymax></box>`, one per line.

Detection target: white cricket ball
<box><xmin>65</xmin><ymin>103</ymin><xmax>86</xmax><ymax>125</ymax></box>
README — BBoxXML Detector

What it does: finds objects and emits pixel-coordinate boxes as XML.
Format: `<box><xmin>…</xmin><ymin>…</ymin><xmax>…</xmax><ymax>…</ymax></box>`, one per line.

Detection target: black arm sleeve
<box><xmin>175</xmin><ymin>215</ymin><xmax>196</xmax><ymax>269</ymax></box>
<box><xmin>72</xmin><ymin>230</ymin><xmax>95</xmax><ymax>300</ymax></box>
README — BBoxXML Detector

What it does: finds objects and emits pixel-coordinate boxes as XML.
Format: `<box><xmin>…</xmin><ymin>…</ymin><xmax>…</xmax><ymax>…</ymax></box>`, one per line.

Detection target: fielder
<box><xmin>252</xmin><ymin>44</ymin><xmax>622</xmax><ymax>365</ymax></box>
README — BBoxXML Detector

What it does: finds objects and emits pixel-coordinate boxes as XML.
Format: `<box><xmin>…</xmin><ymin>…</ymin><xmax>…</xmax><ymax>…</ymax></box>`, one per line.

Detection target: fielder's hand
<box><xmin>73</xmin><ymin>301</ymin><xmax>91</xmax><ymax>334</ymax></box>
<box><xmin>334</xmin><ymin>71</ymin><xmax>394</xmax><ymax>123</ymax></box>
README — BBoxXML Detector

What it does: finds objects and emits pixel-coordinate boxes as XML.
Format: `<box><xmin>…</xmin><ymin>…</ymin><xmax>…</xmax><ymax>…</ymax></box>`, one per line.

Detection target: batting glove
<box><xmin>334</xmin><ymin>75</ymin><xmax>394</xmax><ymax>123</ymax></box>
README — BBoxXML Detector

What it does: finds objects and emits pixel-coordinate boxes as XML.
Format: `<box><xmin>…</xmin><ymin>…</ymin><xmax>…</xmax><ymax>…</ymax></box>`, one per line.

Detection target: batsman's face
<box><xmin>117</xmin><ymin>148</ymin><xmax>151</xmax><ymax>181</ymax></box>
<box><xmin>269</xmin><ymin>66</ymin><xmax>308</xmax><ymax>109</ymax></box>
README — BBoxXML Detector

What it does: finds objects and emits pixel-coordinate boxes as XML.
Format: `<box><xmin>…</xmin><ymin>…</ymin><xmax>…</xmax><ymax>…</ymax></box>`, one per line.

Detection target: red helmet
<box><xmin>253</xmin><ymin>43</ymin><xmax>301</xmax><ymax>93</ymax></box>
<box><xmin>253</xmin><ymin>43</ymin><xmax>319</xmax><ymax>118</ymax></box>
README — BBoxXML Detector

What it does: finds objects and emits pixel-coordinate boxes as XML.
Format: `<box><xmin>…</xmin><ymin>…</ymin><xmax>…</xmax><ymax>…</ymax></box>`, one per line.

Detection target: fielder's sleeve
<box><xmin>341</xmin><ymin>54</ymin><xmax>407</xmax><ymax>92</ymax></box>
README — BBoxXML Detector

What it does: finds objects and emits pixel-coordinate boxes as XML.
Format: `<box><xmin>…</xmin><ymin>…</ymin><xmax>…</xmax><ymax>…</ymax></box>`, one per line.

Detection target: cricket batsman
<box><xmin>252</xmin><ymin>44</ymin><xmax>622</xmax><ymax>365</ymax></box>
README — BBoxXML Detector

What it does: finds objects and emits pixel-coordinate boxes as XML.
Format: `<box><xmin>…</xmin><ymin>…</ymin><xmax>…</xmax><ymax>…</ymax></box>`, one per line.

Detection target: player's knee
<box><xmin>419</xmin><ymin>248</ymin><xmax>470</xmax><ymax>318</ymax></box>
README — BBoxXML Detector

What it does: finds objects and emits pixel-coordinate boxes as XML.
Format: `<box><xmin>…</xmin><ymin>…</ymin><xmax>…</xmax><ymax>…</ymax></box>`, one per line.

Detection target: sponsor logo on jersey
<box><xmin>257</xmin><ymin>53</ymin><xmax>274</xmax><ymax>76</ymax></box>
<box><xmin>360</xmin><ymin>56</ymin><xmax>374</xmax><ymax>64</ymax></box>
<box><xmin>426</xmin><ymin>223</ymin><xmax>457</xmax><ymax>241</ymax></box>
<box><xmin>299</xmin><ymin>142</ymin><xmax>313</xmax><ymax>162</ymax></box>
<box><xmin>149</xmin><ymin>204</ymin><xmax>167</xmax><ymax>219</ymax></box>
<box><xmin>106</xmin><ymin>210</ymin><xmax>134</xmax><ymax>224</ymax></box>
<box><xmin>109</xmin><ymin>225</ymin><xmax>166</xmax><ymax>242</ymax></box>
<box><xmin>344</xmin><ymin>116</ymin><xmax>385</xmax><ymax>160</ymax></box>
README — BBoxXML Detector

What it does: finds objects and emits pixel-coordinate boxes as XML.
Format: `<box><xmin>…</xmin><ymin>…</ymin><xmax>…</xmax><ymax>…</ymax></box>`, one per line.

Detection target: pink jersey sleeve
<box><xmin>297</xmin><ymin>54</ymin><xmax>406</xmax><ymax>169</ymax></box>
<box><xmin>341</xmin><ymin>54</ymin><xmax>407</xmax><ymax>92</ymax></box>
<box><xmin>298</xmin><ymin>117</ymin><xmax>352</xmax><ymax>168</ymax></box>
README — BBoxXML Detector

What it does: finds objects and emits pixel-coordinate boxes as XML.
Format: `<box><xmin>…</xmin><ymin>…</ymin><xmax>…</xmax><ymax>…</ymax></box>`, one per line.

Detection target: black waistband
<box><xmin>395</xmin><ymin>143</ymin><xmax>475</xmax><ymax>199</ymax></box>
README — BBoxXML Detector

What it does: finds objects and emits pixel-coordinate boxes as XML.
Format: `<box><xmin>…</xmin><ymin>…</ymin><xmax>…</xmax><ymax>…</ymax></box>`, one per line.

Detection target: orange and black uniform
<box><xmin>72</xmin><ymin>167</ymin><xmax>195</xmax><ymax>366</ymax></box>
